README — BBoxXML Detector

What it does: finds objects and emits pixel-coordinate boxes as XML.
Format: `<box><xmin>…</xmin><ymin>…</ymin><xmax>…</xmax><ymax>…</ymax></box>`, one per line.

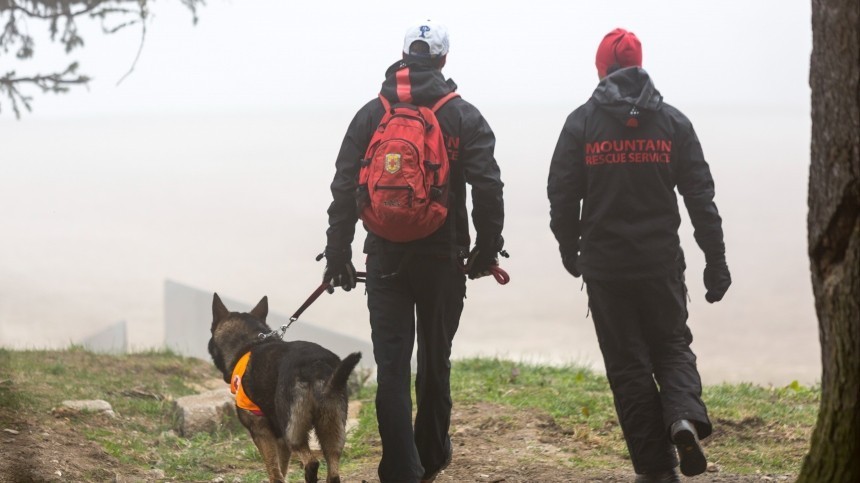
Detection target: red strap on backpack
<box><xmin>431</xmin><ymin>91</ymin><xmax>460</xmax><ymax>112</ymax></box>
<box><xmin>378</xmin><ymin>91</ymin><xmax>459</xmax><ymax>112</ymax></box>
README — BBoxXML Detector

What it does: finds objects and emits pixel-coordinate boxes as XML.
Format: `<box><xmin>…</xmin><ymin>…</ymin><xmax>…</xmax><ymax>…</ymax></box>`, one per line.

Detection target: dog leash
<box><xmin>259</xmin><ymin>247</ymin><xmax>510</xmax><ymax>340</ymax></box>
<box><xmin>459</xmin><ymin>264</ymin><xmax>510</xmax><ymax>284</ymax></box>
<box><xmin>259</xmin><ymin>272</ymin><xmax>367</xmax><ymax>340</ymax></box>
<box><xmin>488</xmin><ymin>265</ymin><xmax>511</xmax><ymax>285</ymax></box>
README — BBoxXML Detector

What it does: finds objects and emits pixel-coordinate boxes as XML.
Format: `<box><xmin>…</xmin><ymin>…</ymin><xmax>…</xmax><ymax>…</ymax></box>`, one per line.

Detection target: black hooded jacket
<box><xmin>548</xmin><ymin>67</ymin><xmax>725</xmax><ymax>280</ymax></box>
<box><xmin>326</xmin><ymin>59</ymin><xmax>504</xmax><ymax>258</ymax></box>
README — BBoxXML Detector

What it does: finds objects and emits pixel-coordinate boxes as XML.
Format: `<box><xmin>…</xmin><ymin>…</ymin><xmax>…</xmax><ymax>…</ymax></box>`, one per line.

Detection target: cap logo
<box><xmin>419</xmin><ymin>25</ymin><xmax>430</xmax><ymax>38</ymax></box>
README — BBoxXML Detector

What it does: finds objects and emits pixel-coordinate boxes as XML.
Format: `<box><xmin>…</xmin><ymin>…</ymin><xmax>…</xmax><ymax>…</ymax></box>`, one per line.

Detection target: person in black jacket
<box><xmin>323</xmin><ymin>19</ymin><xmax>505</xmax><ymax>483</ymax></box>
<box><xmin>547</xmin><ymin>28</ymin><xmax>731</xmax><ymax>483</ymax></box>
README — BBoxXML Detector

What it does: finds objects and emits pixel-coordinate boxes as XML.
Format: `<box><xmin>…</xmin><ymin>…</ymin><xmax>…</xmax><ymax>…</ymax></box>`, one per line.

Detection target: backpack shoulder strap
<box><xmin>378</xmin><ymin>94</ymin><xmax>391</xmax><ymax>113</ymax></box>
<box><xmin>431</xmin><ymin>92</ymin><xmax>460</xmax><ymax>113</ymax></box>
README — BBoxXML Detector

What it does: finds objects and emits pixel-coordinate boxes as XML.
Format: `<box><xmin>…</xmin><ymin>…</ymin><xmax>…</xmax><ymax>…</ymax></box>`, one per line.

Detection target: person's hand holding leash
<box><xmin>466</xmin><ymin>235</ymin><xmax>506</xmax><ymax>280</ymax></box>
<box><xmin>322</xmin><ymin>246</ymin><xmax>357</xmax><ymax>292</ymax></box>
<box><xmin>465</xmin><ymin>247</ymin><xmax>498</xmax><ymax>280</ymax></box>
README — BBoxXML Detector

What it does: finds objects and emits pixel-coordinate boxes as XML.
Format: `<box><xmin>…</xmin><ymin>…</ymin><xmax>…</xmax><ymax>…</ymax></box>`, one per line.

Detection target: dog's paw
<box><xmin>303</xmin><ymin>460</ymin><xmax>319</xmax><ymax>483</ymax></box>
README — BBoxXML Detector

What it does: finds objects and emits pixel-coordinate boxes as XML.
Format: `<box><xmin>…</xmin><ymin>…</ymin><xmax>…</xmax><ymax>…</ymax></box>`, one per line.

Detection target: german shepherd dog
<box><xmin>208</xmin><ymin>293</ymin><xmax>361</xmax><ymax>483</ymax></box>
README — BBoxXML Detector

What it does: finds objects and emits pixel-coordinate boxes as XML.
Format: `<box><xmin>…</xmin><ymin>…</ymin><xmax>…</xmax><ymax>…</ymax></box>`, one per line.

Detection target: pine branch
<box><xmin>0</xmin><ymin>0</ymin><xmax>205</xmax><ymax>117</ymax></box>
<box><xmin>1</xmin><ymin>63</ymin><xmax>90</xmax><ymax>118</ymax></box>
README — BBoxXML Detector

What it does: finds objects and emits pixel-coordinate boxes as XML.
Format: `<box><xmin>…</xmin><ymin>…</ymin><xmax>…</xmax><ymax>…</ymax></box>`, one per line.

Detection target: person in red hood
<box><xmin>548</xmin><ymin>28</ymin><xmax>731</xmax><ymax>482</ymax></box>
<box><xmin>323</xmin><ymin>19</ymin><xmax>505</xmax><ymax>483</ymax></box>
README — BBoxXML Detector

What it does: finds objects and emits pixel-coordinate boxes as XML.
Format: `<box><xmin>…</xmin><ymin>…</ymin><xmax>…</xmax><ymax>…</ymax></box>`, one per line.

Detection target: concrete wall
<box><xmin>81</xmin><ymin>320</ymin><xmax>127</xmax><ymax>354</ymax></box>
<box><xmin>164</xmin><ymin>280</ymin><xmax>373</xmax><ymax>368</ymax></box>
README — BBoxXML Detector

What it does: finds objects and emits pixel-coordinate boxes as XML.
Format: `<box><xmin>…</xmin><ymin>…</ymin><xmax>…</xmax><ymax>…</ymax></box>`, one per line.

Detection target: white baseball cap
<box><xmin>402</xmin><ymin>20</ymin><xmax>449</xmax><ymax>58</ymax></box>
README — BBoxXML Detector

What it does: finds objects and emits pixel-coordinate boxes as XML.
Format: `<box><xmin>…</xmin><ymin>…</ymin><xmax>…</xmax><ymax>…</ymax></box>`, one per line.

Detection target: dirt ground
<box><xmin>0</xmin><ymin>400</ymin><xmax>792</xmax><ymax>483</ymax></box>
<box><xmin>347</xmin><ymin>402</ymin><xmax>784</xmax><ymax>483</ymax></box>
<box><xmin>0</xmin><ymin>406</ymin><xmax>147</xmax><ymax>482</ymax></box>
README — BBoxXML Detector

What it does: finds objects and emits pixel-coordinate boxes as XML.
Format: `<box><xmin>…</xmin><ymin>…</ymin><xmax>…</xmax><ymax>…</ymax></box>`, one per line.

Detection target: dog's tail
<box><xmin>325</xmin><ymin>352</ymin><xmax>362</xmax><ymax>395</ymax></box>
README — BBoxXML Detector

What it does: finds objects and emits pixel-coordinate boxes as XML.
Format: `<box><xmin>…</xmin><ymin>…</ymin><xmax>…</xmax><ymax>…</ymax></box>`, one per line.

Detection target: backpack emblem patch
<box><xmin>385</xmin><ymin>153</ymin><xmax>402</xmax><ymax>174</ymax></box>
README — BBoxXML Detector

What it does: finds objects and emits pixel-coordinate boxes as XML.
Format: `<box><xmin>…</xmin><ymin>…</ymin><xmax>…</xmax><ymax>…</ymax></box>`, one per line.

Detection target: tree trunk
<box><xmin>798</xmin><ymin>0</ymin><xmax>860</xmax><ymax>481</ymax></box>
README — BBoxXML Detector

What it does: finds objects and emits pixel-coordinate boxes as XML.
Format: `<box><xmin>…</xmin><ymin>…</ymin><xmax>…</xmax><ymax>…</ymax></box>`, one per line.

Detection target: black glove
<box><xmin>703</xmin><ymin>261</ymin><xmax>731</xmax><ymax>303</ymax></box>
<box><xmin>466</xmin><ymin>235</ymin><xmax>504</xmax><ymax>280</ymax></box>
<box><xmin>465</xmin><ymin>247</ymin><xmax>497</xmax><ymax>279</ymax></box>
<box><xmin>558</xmin><ymin>246</ymin><xmax>582</xmax><ymax>278</ymax></box>
<box><xmin>322</xmin><ymin>246</ymin><xmax>357</xmax><ymax>292</ymax></box>
<box><xmin>562</xmin><ymin>254</ymin><xmax>581</xmax><ymax>278</ymax></box>
<box><xmin>560</xmin><ymin>245</ymin><xmax>581</xmax><ymax>278</ymax></box>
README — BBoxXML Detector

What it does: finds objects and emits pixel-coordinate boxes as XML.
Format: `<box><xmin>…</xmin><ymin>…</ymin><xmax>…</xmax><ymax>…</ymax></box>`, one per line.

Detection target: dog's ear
<box><xmin>212</xmin><ymin>293</ymin><xmax>230</xmax><ymax>325</ymax></box>
<box><xmin>250</xmin><ymin>295</ymin><xmax>268</xmax><ymax>321</ymax></box>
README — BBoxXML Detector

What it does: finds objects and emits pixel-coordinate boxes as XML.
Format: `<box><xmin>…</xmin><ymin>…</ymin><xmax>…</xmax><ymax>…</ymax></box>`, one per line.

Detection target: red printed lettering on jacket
<box><xmin>585</xmin><ymin>139</ymin><xmax>672</xmax><ymax>166</ymax></box>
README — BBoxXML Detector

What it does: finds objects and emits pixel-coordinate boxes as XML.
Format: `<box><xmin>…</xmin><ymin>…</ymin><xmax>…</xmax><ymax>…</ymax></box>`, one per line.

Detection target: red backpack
<box><xmin>357</xmin><ymin>92</ymin><xmax>459</xmax><ymax>242</ymax></box>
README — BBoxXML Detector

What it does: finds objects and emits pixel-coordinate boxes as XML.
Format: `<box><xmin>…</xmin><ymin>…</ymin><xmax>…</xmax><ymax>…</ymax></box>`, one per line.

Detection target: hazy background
<box><xmin>0</xmin><ymin>1</ymin><xmax>817</xmax><ymax>385</ymax></box>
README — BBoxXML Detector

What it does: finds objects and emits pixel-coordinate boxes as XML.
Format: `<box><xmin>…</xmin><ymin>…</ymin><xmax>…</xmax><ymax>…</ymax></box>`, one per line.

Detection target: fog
<box><xmin>0</xmin><ymin>0</ymin><xmax>816</xmax><ymax>385</ymax></box>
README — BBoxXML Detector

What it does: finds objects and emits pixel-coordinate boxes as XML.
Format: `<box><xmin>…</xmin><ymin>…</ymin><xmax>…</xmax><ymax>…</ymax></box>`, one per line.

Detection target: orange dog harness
<box><xmin>230</xmin><ymin>352</ymin><xmax>263</xmax><ymax>416</ymax></box>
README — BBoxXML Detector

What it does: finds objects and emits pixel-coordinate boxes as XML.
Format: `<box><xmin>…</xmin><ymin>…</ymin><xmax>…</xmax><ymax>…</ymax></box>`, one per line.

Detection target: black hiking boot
<box><xmin>420</xmin><ymin>443</ymin><xmax>453</xmax><ymax>483</ymax></box>
<box><xmin>634</xmin><ymin>469</ymin><xmax>681</xmax><ymax>483</ymax></box>
<box><xmin>671</xmin><ymin>419</ymin><xmax>707</xmax><ymax>476</ymax></box>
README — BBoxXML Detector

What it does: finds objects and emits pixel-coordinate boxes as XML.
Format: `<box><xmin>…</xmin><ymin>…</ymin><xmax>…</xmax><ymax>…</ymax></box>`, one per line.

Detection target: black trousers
<box><xmin>585</xmin><ymin>271</ymin><xmax>712</xmax><ymax>475</ymax></box>
<box><xmin>366</xmin><ymin>253</ymin><xmax>465</xmax><ymax>483</ymax></box>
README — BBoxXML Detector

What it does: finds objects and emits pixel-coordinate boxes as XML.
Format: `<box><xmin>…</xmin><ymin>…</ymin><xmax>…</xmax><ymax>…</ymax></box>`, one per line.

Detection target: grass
<box><xmin>703</xmin><ymin>381</ymin><xmax>819</xmax><ymax>473</ymax></box>
<box><xmin>0</xmin><ymin>347</ymin><xmax>268</xmax><ymax>481</ymax></box>
<box><xmin>0</xmin><ymin>349</ymin><xmax>819</xmax><ymax>480</ymax></box>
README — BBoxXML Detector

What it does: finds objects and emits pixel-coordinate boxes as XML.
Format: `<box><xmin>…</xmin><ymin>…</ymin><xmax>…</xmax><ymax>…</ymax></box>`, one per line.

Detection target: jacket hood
<box><xmin>592</xmin><ymin>67</ymin><xmax>663</xmax><ymax>127</ymax></box>
<box><xmin>380</xmin><ymin>59</ymin><xmax>457</xmax><ymax>106</ymax></box>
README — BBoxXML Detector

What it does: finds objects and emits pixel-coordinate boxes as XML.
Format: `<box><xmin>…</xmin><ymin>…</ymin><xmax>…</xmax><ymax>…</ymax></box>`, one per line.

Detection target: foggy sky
<box><xmin>4</xmin><ymin>0</ymin><xmax>811</xmax><ymax>118</ymax></box>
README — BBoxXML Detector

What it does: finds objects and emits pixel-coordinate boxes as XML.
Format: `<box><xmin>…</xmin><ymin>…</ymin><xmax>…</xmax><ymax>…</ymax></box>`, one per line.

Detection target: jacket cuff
<box><xmin>325</xmin><ymin>245</ymin><xmax>352</xmax><ymax>265</ymax></box>
<box><xmin>704</xmin><ymin>251</ymin><xmax>726</xmax><ymax>265</ymax></box>
<box><xmin>475</xmin><ymin>233</ymin><xmax>504</xmax><ymax>252</ymax></box>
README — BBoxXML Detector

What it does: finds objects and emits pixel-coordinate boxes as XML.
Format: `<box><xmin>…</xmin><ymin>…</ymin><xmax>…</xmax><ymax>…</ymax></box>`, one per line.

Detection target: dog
<box><xmin>208</xmin><ymin>293</ymin><xmax>361</xmax><ymax>483</ymax></box>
